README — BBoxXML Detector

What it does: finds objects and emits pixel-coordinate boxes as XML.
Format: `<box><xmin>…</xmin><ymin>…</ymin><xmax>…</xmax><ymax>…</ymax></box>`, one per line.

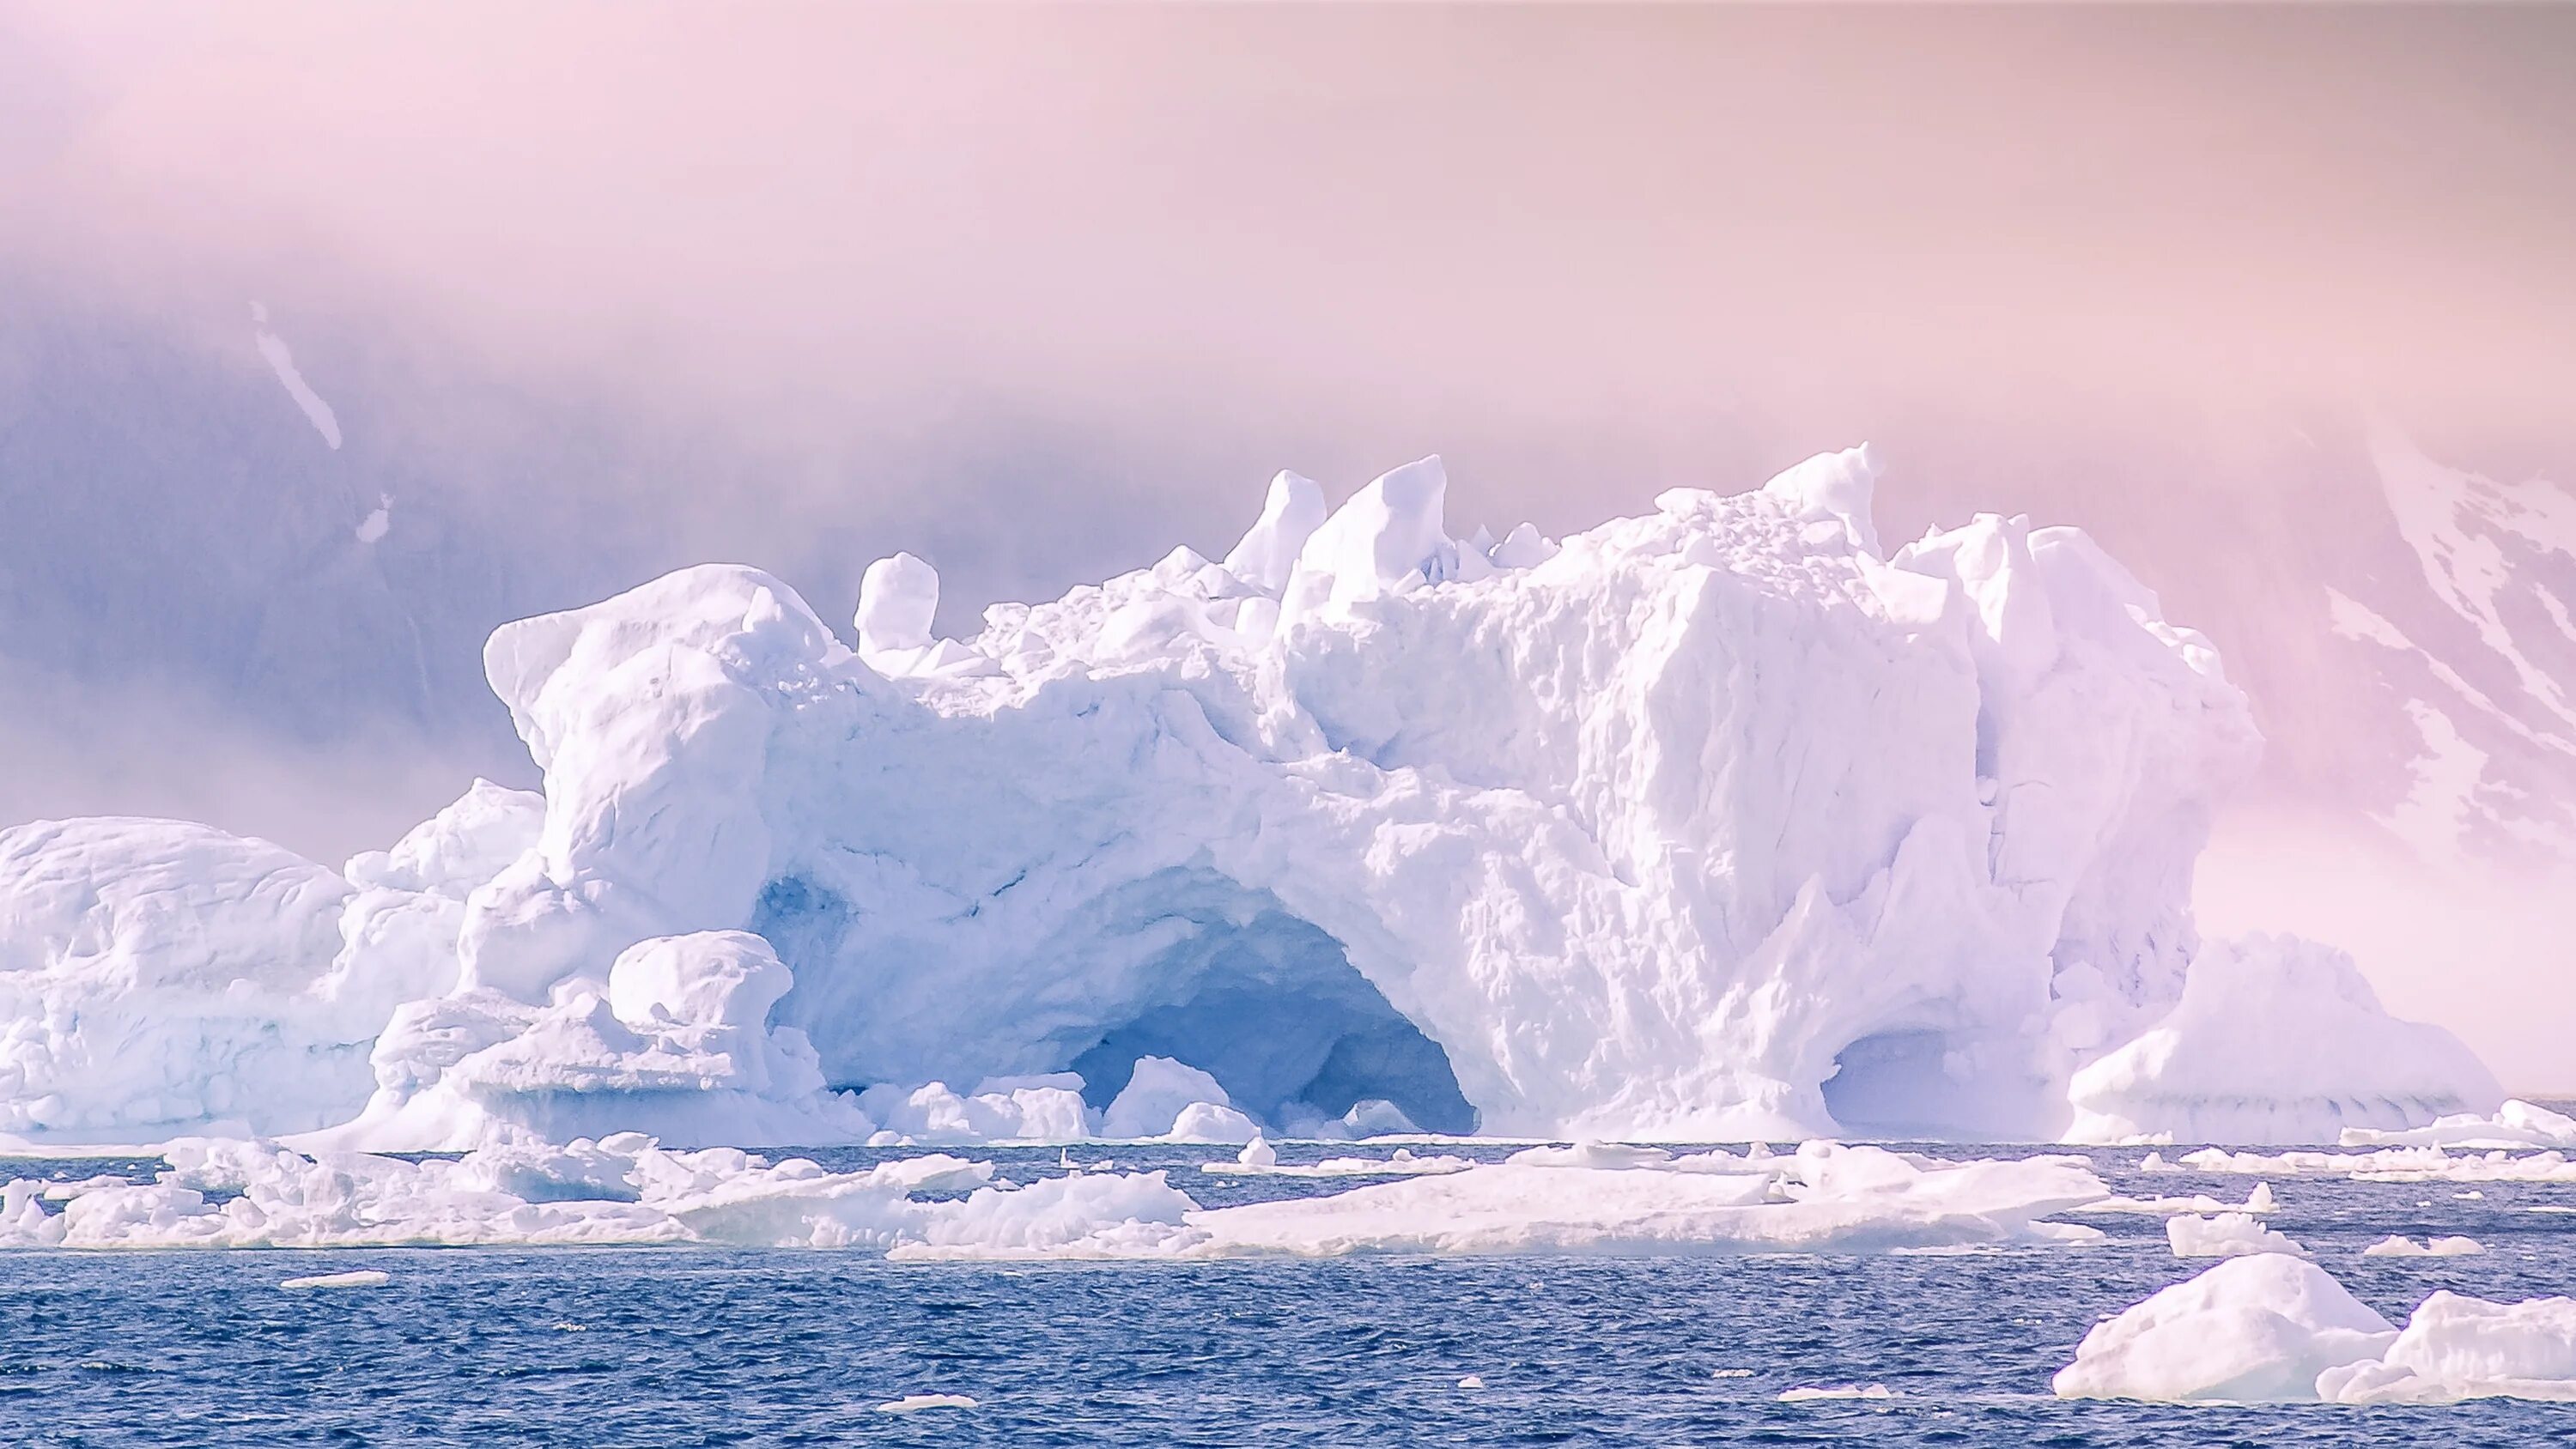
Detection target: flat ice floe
<box><xmin>1777</xmin><ymin>1385</ymin><xmax>1893</xmax><ymax>1402</ymax></box>
<box><xmin>2138</xmin><ymin>1137</ymin><xmax>2576</xmax><ymax>1185</ymax></box>
<box><xmin>2339</xmin><ymin>1099</ymin><xmax>2576</xmax><ymax>1150</ymax></box>
<box><xmin>1197</xmin><ymin>1143</ymin><xmax>1473</xmax><ymax>1179</ymax></box>
<box><xmin>279</xmin><ymin>1270</ymin><xmax>391</xmax><ymax>1289</ymax></box>
<box><xmin>2362</xmin><ymin>1234</ymin><xmax>2484</xmax><ymax>1258</ymax></box>
<box><xmin>904</xmin><ymin>1142</ymin><xmax>2113</xmax><ymax>1260</ymax></box>
<box><xmin>874</xmin><ymin>1394</ymin><xmax>977</xmax><ymax>1415</ymax></box>
<box><xmin>2056</xmin><ymin>1252</ymin><xmax>2576</xmax><ymax>1405</ymax></box>
<box><xmin>2165</xmin><ymin>1211</ymin><xmax>2306</xmax><ymax>1259</ymax></box>
<box><xmin>0</xmin><ymin>1136</ymin><xmax>2110</xmax><ymax>1258</ymax></box>
<box><xmin>2071</xmin><ymin>1180</ymin><xmax>2276</xmax><ymax>1216</ymax></box>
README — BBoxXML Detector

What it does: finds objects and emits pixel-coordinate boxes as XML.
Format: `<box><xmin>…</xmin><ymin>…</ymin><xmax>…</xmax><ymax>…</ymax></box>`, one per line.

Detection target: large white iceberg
<box><xmin>0</xmin><ymin>449</ymin><xmax>2500</xmax><ymax>1147</ymax></box>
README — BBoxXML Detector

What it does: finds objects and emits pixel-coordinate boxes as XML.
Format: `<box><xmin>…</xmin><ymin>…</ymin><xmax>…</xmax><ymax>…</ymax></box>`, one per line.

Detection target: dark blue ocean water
<box><xmin>4</xmin><ymin>1141</ymin><xmax>2573</xmax><ymax>1446</ymax></box>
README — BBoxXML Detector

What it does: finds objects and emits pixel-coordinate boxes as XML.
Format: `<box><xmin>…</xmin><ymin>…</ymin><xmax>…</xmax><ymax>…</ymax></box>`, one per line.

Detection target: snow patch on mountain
<box><xmin>248</xmin><ymin>301</ymin><xmax>343</xmax><ymax>451</ymax></box>
<box><xmin>2341</xmin><ymin>432</ymin><xmax>2576</xmax><ymax>864</ymax></box>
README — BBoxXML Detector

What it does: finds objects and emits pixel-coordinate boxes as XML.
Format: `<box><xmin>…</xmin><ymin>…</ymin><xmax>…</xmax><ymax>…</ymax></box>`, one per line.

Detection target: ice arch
<box><xmin>1818</xmin><ymin>1029</ymin><xmax>2038</xmax><ymax>1142</ymax></box>
<box><xmin>1054</xmin><ymin>876</ymin><xmax>1475</xmax><ymax>1136</ymax></box>
<box><xmin>410</xmin><ymin>451</ymin><xmax>2277</xmax><ymax>1143</ymax></box>
<box><xmin>755</xmin><ymin>866</ymin><xmax>1476</xmax><ymax>1135</ymax></box>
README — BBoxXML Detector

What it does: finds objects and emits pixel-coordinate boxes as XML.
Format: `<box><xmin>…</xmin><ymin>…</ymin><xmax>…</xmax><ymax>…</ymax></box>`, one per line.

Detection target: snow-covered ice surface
<box><xmin>0</xmin><ymin>1136</ymin><xmax>2104</xmax><ymax>1258</ymax></box>
<box><xmin>2133</xmin><ymin>1107</ymin><xmax>2576</xmax><ymax>1184</ymax></box>
<box><xmin>0</xmin><ymin>450</ymin><xmax>2503</xmax><ymax>1151</ymax></box>
<box><xmin>4</xmin><ymin>1134</ymin><xmax>2573</xmax><ymax>1443</ymax></box>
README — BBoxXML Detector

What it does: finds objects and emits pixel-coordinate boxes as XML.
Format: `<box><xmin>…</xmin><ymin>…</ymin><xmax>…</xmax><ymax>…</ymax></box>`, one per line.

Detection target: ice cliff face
<box><xmin>0</xmin><ymin>449</ymin><xmax>2498</xmax><ymax>1147</ymax></box>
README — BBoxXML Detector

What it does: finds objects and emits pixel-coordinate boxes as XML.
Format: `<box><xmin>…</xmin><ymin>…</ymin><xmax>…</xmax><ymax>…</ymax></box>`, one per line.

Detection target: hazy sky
<box><xmin>9</xmin><ymin>4</ymin><xmax>2571</xmax><ymax>455</ymax></box>
<box><xmin>3</xmin><ymin>3</ymin><xmax>2572</xmax><ymax>1086</ymax></box>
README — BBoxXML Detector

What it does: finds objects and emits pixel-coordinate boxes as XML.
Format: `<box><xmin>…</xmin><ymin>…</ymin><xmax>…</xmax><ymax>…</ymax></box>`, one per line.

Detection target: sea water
<box><xmin>4</xmin><ymin>1141</ymin><xmax>2571</xmax><ymax>1446</ymax></box>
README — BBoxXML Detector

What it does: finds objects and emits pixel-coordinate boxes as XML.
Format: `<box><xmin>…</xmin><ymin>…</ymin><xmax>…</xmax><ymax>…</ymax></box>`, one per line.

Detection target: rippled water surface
<box><xmin>6</xmin><ymin>1141</ymin><xmax>2573</xmax><ymax>1446</ymax></box>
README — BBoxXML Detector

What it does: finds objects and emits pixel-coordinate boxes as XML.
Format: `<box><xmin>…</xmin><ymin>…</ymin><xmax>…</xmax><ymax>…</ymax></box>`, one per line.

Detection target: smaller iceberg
<box><xmin>2056</xmin><ymin>1253</ymin><xmax>2576</xmax><ymax>1405</ymax></box>
<box><xmin>2066</xmin><ymin>935</ymin><xmax>2501</xmax><ymax>1145</ymax></box>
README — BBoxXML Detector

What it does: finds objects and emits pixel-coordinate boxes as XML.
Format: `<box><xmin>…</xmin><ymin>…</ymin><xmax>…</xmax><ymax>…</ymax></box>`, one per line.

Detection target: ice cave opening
<box><xmin>1066</xmin><ymin>894</ymin><xmax>1480</xmax><ymax>1137</ymax></box>
<box><xmin>1819</xmin><ymin>1028</ymin><xmax>2032</xmax><ymax>1142</ymax></box>
<box><xmin>754</xmin><ymin>866</ymin><xmax>1479</xmax><ymax>1136</ymax></box>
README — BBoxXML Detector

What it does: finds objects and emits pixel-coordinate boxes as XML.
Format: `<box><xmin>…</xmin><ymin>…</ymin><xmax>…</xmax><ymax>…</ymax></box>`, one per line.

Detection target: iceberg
<box><xmin>0</xmin><ymin>818</ymin><xmax>445</xmax><ymax>1139</ymax></box>
<box><xmin>2065</xmin><ymin>935</ymin><xmax>2504</xmax><ymax>1144</ymax></box>
<box><xmin>2057</xmin><ymin>1253</ymin><xmax>2576</xmax><ymax>1405</ymax></box>
<box><xmin>2318</xmin><ymin>1292</ymin><xmax>2576</xmax><ymax>1404</ymax></box>
<box><xmin>2051</xmin><ymin>1253</ymin><xmax>2400</xmax><ymax>1403</ymax></box>
<box><xmin>0</xmin><ymin>449</ymin><xmax>2500</xmax><ymax>1147</ymax></box>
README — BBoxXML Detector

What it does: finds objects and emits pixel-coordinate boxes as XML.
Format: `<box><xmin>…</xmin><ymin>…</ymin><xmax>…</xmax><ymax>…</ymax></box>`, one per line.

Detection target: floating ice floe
<box><xmin>2166</xmin><ymin>1211</ymin><xmax>2307</xmax><ymax>1259</ymax></box>
<box><xmin>2138</xmin><ymin>1143</ymin><xmax>2576</xmax><ymax>1185</ymax></box>
<box><xmin>1200</xmin><ymin>1145</ymin><xmax>1473</xmax><ymax>1179</ymax></box>
<box><xmin>2073</xmin><ymin>1181</ymin><xmax>2276</xmax><ymax>1217</ymax></box>
<box><xmin>0</xmin><ymin>448</ymin><xmax>2499</xmax><ymax>1149</ymax></box>
<box><xmin>874</xmin><ymin>1394</ymin><xmax>978</xmax><ymax>1414</ymax></box>
<box><xmin>904</xmin><ymin>1142</ymin><xmax>2112</xmax><ymax>1260</ymax></box>
<box><xmin>2055</xmin><ymin>1252</ymin><xmax>2576</xmax><ymax>1404</ymax></box>
<box><xmin>2363</xmin><ymin>1234</ymin><xmax>2486</xmax><ymax>1258</ymax></box>
<box><xmin>0</xmin><ymin>1136</ymin><xmax>2109</xmax><ymax>1258</ymax></box>
<box><xmin>279</xmin><ymin>1270</ymin><xmax>390</xmax><ymax>1289</ymax></box>
<box><xmin>2340</xmin><ymin>1100</ymin><xmax>2576</xmax><ymax>1151</ymax></box>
